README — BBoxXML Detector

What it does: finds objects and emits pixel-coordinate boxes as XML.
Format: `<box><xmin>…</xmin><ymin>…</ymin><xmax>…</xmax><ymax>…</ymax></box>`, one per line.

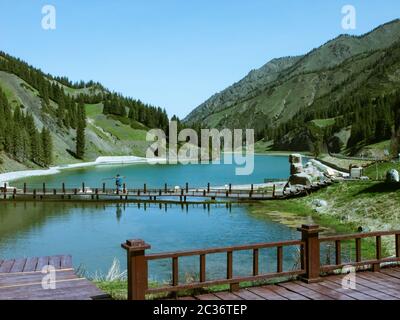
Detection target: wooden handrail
<box><xmin>145</xmin><ymin>240</ymin><xmax>304</xmax><ymax>260</ymax></box>
<box><xmin>320</xmin><ymin>230</ymin><xmax>400</xmax><ymax>242</ymax></box>
<box><xmin>122</xmin><ymin>225</ymin><xmax>400</xmax><ymax>300</ymax></box>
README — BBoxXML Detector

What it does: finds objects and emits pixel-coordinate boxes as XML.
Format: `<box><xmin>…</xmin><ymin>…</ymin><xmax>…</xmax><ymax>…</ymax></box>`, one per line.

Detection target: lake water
<box><xmin>0</xmin><ymin>155</ymin><xmax>310</xmax><ymax>282</ymax></box>
<box><xmin>12</xmin><ymin>155</ymin><xmax>292</xmax><ymax>189</ymax></box>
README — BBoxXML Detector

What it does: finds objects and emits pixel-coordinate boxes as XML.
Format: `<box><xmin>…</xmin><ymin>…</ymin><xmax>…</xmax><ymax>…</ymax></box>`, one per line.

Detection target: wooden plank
<box><xmin>213</xmin><ymin>291</ymin><xmax>243</xmax><ymax>300</ymax></box>
<box><xmin>369</xmin><ymin>271</ymin><xmax>400</xmax><ymax>286</ymax></box>
<box><xmin>317</xmin><ymin>278</ymin><xmax>376</xmax><ymax>300</ymax></box>
<box><xmin>294</xmin><ymin>281</ymin><xmax>354</xmax><ymax>300</ymax></box>
<box><xmin>23</xmin><ymin>257</ymin><xmax>38</xmax><ymax>272</ymax></box>
<box><xmin>0</xmin><ymin>260</ymin><xmax>15</xmax><ymax>273</ymax></box>
<box><xmin>10</xmin><ymin>259</ymin><xmax>27</xmax><ymax>273</ymax></box>
<box><xmin>380</xmin><ymin>268</ymin><xmax>400</xmax><ymax>279</ymax></box>
<box><xmin>247</xmin><ymin>286</ymin><xmax>288</xmax><ymax>300</ymax></box>
<box><xmin>278</xmin><ymin>282</ymin><xmax>333</xmax><ymax>300</ymax></box>
<box><xmin>266</xmin><ymin>284</ymin><xmax>309</xmax><ymax>300</ymax></box>
<box><xmin>327</xmin><ymin>275</ymin><xmax>397</xmax><ymax>300</ymax></box>
<box><xmin>35</xmin><ymin>256</ymin><xmax>49</xmax><ymax>271</ymax></box>
<box><xmin>354</xmin><ymin>273</ymin><xmax>400</xmax><ymax>298</ymax></box>
<box><xmin>60</xmin><ymin>255</ymin><xmax>73</xmax><ymax>269</ymax></box>
<box><xmin>195</xmin><ymin>293</ymin><xmax>221</xmax><ymax>300</ymax></box>
<box><xmin>233</xmin><ymin>289</ymin><xmax>265</xmax><ymax>300</ymax></box>
<box><xmin>49</xmin><ymin>256</ymin><xmax>62</xmax><ymax>269</ymax></box>
<box><xmin>0</xmin><ymin>279</ymin><xmax>104</xmax><ymax>300</ymax></box>
<box><xmin>0</xmin><ymin>270</ymin><xmax>77</xmax><ymax>287</ymax></box>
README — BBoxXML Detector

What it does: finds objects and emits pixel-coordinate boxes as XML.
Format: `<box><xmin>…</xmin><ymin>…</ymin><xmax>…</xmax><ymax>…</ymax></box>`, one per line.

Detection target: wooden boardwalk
<box><xmin>178</xmin><ymin>267</ymin><xmax>400</xmax><ymax>300</ymax></box>
<box><xmin>0</xmin><ymin>180</ymin><xmax>334</xmax><ymax>204</ymax></box>
<box><xmin>0</xmin><ymin>255</ymin><xmax>108</xmax><ymax>300</ymax></box>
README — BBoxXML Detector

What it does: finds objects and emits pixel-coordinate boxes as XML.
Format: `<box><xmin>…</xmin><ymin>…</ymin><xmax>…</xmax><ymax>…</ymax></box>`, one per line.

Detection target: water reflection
<box><xmin>0</xmin><ymin>201</ymin><xmax>303</xmax><ymax>281</ymax></box>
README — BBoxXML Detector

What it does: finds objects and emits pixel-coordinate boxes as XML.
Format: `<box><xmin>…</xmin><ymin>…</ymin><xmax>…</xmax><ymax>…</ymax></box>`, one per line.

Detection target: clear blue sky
<box><xmin>0</xmin><ymin>1</ymin><xmax>399</xmax><ymax>118</ymax></box>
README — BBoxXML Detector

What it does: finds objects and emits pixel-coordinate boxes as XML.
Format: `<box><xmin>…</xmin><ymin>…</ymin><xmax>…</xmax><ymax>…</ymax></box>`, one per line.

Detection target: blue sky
<box><xmin>0</xmin><ymin>1</ymin><xmax>399</xmax><ymax>118</ymax></box>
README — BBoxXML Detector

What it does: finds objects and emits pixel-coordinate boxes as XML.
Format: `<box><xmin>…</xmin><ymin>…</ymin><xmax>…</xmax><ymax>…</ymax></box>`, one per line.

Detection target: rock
<box><xmin>290</xmin><ymin>163</ymin><xmax>303</xmax><ymax>175</ymax></box>
<box><xmin>386</xmin><ymin>169</ymin><xmax>399</xmax><ymax>183</ymax></box>
<box><xmin>312</xmin><ymin>199</ymin><xmax>328</xmax><ymax>208</ymax></box>
<box><xmin>289</xmin><ymin>154</ymin><xmax>302</xmax><ymax>164</ymax></box>
<box><xmin>288</xmin><ymin>173</ymin><xmax>312</xmax><ymax>186</ymax></box>
<box><xmin>289</xmin><ymin>154</ymin><xmax>303</xmax><ymax>175</ymax></box>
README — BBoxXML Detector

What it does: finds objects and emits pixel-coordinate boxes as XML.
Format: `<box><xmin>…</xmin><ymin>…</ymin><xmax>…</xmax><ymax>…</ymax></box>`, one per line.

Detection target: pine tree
<box><xmin>41</xmin><ymin>128</ymin><xmax>53</xmax><ymax>166</ymax></box>
<box><xmin>76</xmin><ymin>101</ymin><xmax>86</xmax><ymax>159</ymax></box>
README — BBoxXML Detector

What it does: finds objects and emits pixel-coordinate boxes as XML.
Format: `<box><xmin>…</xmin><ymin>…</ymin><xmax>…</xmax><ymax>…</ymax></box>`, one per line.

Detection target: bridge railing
<box><xmin>122</xmin><ymin>225</ymin><xmax>400</xmax><ymax>300</ymax></box>
<box><xmin>2</xmin><ymin>182</ymin><xmax>287</xmax><ymax>199</ymax></box>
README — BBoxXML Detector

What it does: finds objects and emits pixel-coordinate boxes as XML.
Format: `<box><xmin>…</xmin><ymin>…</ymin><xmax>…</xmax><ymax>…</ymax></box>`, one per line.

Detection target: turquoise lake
<box><xmin>0</xmin><ymin>155</ymin><xmax>311</xmax><ymax>281</ymax></box>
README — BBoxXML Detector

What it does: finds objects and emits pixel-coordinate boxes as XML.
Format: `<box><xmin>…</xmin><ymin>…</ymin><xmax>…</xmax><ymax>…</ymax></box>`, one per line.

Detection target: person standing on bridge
<box><xmin>115</xmin><ymin>174</ymin><xmax>123</xmax><ymax>193</ymax></box>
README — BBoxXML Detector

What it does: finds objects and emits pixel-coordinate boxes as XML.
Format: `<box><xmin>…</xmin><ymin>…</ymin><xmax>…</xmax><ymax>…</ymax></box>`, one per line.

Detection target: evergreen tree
<box><xmin>41</xmin><ymin>128</ymin><xmax>53</xmax><ymax>166</ymax></box>
<box><xmin>76</xmin><ymin>101</ymin><xmax>86</xmax><ymax>159</ymax></box>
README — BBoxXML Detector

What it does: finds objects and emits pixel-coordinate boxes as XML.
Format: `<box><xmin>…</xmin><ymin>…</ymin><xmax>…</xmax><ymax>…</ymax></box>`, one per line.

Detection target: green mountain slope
<box><xmin>0</xmin><ymin>53</ymin><xmax>167</xmax><ymax>172</ymax></box>
<box><xmin>184</xmin><ymin>19</ymin><xmax>400</xmax><ymax>144</ymax></box>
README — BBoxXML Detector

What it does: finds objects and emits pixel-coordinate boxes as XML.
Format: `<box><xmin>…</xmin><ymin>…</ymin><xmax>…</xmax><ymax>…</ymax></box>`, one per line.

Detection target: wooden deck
<box><xmin>178</xmin><ymin>267</ymin><xmax>400</xmax><ymax>300</ymax></box>
<box><xmin>0</xmin><ymin>255</ymin><xmax>108</xmax><ymax>300</ymax></box>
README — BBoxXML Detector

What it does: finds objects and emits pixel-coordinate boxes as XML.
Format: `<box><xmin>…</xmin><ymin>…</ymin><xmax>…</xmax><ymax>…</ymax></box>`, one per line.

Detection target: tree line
<box><xmin>0</xmin><ymin>51</ymin><xmax>89</xmax><ymax>160</ymax></box>
<box><xmin>103</xmin><ymin>93</ymin><xmax>169</xmax><ymax>132</ymax></box>
<box><xmin>0</xmin><ymin>88</ymin><xmax>52</xmax><ymax>166</ymax></box>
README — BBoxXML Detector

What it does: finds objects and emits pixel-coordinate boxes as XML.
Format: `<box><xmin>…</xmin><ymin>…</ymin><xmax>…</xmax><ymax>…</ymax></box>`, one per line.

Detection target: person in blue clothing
<box><xmin>115</xmin><ymin>174</ymin><xmax>123</xmax><ymax>193</ymax></box>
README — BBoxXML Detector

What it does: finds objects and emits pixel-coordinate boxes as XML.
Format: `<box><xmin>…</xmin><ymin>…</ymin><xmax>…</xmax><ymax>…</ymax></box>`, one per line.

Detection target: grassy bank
<box><xmin>250</xmin><ymin>180</ymin><xmax>400</xmax><ymax>254</ymax></box>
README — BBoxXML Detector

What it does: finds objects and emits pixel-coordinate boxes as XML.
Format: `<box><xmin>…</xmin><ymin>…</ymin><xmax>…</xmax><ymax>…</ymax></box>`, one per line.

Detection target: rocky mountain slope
<box><xmin>185</xmin><ymin>19</ymin><xmax>400</xmax><ymax>140</ymax></box>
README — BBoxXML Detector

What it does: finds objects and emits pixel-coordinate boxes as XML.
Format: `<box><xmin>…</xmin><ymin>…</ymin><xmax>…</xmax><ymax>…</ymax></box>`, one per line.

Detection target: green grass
<box><xmin>251</xmin><ymin>181</ymin><xmax>400</xmax><ymax>257</ymax></box>
<box><xmin>94</xmin><ymin>116</ymin><xmax>147</xmax><ymax>141</ymax></box>
<box><xmin>85</xmin><ymin>104</ymin><xmax>148</xmax><ymax>142</ymax></box>
<box><xmin>363</xmin><ymin>140</ymin><xmax>392</xmax><ymax>151</ymax></box>
<box><xmin>364</xmin><ymin>160</ymin><xmax>400</xmax><ymax>180</ymax></box>
<box><xmin>85</xmin><ymin>103</ymin><xmax>103</xmax><ymax>117</ymax></box>
<box><xmin>310</xmin><ymin>118</ymin><xmax>336</xmax><ymax>128</ymax></box>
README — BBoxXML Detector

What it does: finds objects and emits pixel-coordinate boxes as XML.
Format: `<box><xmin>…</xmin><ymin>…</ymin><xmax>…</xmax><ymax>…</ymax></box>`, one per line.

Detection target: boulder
<box><xmin>386</xmin><ymin>169</ymin><xmax>399</xmax><ymax>183</ymax></box>
<box><xmin>288</xmin><ymin>173</ymin><xmax>312</xmax><ymax>187</ymax></box>
<box><xmin>289</xmin><ymin>154</ymin><xmax>302</xmax><ymax>165</ymax></box>
<box><xmin>312</xmin><ymin>199</ymin><xmax>328</xmax><ymax>208</ymax></box>
<box><xmin>289</xmin><ymin>154</ymin><xmax>303</xmax><ymax>175</ymax></box>
<box><xmin>290</xmin><ymin>163</ymin><xmax>303</xmax><ymax>175</ymax></box>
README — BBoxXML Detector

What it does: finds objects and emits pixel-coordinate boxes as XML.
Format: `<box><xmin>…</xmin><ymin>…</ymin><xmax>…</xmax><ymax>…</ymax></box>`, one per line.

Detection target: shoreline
<box><xmin>0</xmin><ymin>156</ymin><xmax>164</xmax><ymax>184</ymax></box>
<box><xmin>0</xmin><ymin>153</ymin><xmax>348</xmax><ymax>186</ymax></box>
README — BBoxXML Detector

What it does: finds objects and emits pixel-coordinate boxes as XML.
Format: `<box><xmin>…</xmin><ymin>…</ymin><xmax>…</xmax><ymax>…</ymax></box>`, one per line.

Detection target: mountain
<box><xmin>184</xmin><ymin>19</ymin><xmax>400</xmax><ymax>155</ymax></box>
<box><xmin>0</xmin><ymin>52</ymin><xmax>169</xmax><ymax>172</ymax></box>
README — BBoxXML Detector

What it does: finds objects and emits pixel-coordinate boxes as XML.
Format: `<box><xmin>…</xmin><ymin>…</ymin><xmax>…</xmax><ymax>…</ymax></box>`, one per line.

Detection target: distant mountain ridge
<box><xmin>184</xmin><ymin>19</ymin><xmax>400</xmax><ymax>138</ymax></box>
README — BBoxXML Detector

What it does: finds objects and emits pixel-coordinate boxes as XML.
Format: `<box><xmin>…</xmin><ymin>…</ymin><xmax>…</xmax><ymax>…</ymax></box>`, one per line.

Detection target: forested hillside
<box><xmin>185</xmin><ymin>19</ymin><xmax>400</xmax><ymax>157</ymax></box>
<box><xmin>0</xmin><ymin>51</ymin><xmax>169</xmax><ymax>172</ymax></box>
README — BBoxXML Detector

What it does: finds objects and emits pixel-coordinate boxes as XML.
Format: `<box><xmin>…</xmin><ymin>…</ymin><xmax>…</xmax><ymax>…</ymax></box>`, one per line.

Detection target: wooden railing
<box><xmin>2</xmin><ymin>180</ymin><xmax>333</xmax><ymax>202</ymax></box>
<box><xmin>121</xmin><ymin>225</ymin><xmax>400</xmax><ymax>300</ymax></box>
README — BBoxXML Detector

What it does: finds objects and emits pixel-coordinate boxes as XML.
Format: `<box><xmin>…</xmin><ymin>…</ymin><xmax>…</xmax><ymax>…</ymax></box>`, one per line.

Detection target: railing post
<box><xmin>396</xmin><ymin>233</ymin><xmax>400</xmax><ymax>258</ymax></box>
<box><xmin>298</xmin><ymin>224</ymin><xmax>323</xmax><ymax>283</ymax></box>
<box><xmin>121</xmin><ymin>239</ymin><xmax>151</xmax><ymax>300</ymax></box>
<box><xmin>23</xmin><ymin>183</ymin><xmax>27</xmax><ymax>194</ymax></box>
<box><xmin>373</xmin><ymin>236</ymin><xmax>382</xmax><ymax>272</ymax></box>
